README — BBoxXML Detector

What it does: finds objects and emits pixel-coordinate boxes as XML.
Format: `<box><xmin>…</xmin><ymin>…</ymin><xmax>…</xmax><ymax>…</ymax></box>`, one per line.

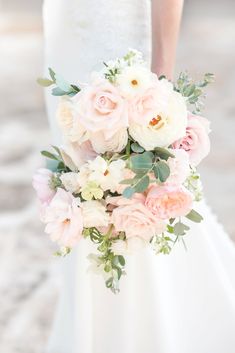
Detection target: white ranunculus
<box><xmin>129</xmin><ymin>89</ymin><xmax>187</xmax><ymax>150</ymax></box>
<box><xmin>116</xmin><ymin>65</ymin><xmax>154</xmax><ymax>98</ymax></box>
<box><xmin>88</xmin><ymin>156</ymin><xmax>126</xmax><ymax>192</ymax></box>
<box><xmin>60</xmin><ymin>172</ymin><xmax>81</xmax><ymax>194</ymax></box>
<box><xmin>111</xmin><ymin>239</ymin><xmax>129</xmax><ymax>256</ymax></box>
<box><xmin>82</xmin><ymin>200</ymin><xmax>110</xmax><ymax>228</ymax></box>
<box><xmin>90</xmin><ymin>128</ymin><xmax>128</xmax><ymax>153</ymax></box>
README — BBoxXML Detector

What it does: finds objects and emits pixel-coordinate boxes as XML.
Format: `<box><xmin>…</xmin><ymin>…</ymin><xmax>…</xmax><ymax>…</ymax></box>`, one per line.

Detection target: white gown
<box><xmin>43</xmin><ymin>1</ymin><xmax>235</xmax><ymax>352</ymax></box>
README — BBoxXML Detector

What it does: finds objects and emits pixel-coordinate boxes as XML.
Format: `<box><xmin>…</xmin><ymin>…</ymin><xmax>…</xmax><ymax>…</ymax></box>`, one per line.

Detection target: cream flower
<box><xmin>88</xmin><ymin>156</ymin><xmax>126</xmax><ymax>192</ymax></box>
<box><xmin>61</xmin><ymin>140</ymin><xmax>97</xmax><ymax>171</ymax></box>
<box><xmin>56</xmin><ymin>97</ymin><xmax>89</xmax><ymax>143</ymax></box>
<box><xmin>82</xmin><ymin>200</ymin><xmax>110</xmax><ymax>228</ymax></box>
<box><xmin>129</xmin><ymin>88</ymin><xmax>187</xmax><ymax>150</ymax></box>
<box><xmin>116</xmin><ymin>65</ymin><xmax>154</xmax><ymax>98</ymax></box>
<box><xmin>90</xmin><ymin>128</ymin><xmax>128</xmax><ymax>153</ymax></box>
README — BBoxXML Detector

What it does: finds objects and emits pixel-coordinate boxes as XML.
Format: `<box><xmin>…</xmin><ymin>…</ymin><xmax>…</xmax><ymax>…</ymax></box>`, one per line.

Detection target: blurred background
<box><xmin>0</xmin><ymin>0</ymin><xmax>234</xmax><ymax>352</ymax></box>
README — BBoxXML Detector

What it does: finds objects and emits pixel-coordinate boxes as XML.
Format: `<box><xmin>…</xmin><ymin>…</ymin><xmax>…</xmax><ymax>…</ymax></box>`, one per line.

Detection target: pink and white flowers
<box><xmin>34</xmin><ymin>49</ymin><xmax>213</xmax><ymax>293</ymax></box>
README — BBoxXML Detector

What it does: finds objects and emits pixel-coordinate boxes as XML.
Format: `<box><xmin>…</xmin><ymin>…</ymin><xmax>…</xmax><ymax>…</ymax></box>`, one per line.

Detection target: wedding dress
<box><xmin>43</xmin><ymin>1</ymin><xmax>235</xmax><ymax>352</ymax></box>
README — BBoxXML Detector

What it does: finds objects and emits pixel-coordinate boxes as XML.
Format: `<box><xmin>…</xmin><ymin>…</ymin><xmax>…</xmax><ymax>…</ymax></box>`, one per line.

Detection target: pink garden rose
<box><xmin>166</xmin><ymin>149</ymin><xmax>190</xmax><ymax>186</ymax></box>
<box><xmin>42</xmin><ymin>188</ymin><xmax>83</xmax><ymax>247</ymax></box>
<box><xmin>108</xmin><ymin>194</ymin><xmax>166</xmax><ymax>241</ymax></box>
<box><xmin>145</xmin><ymin>185</ymin><xmax>193</xmax><ymax>219</ymax></box>
<box><xmin>75</xmin><ymin>79</ymin><xmax>128</xmax><ymax>139</ymax></box>
<box><xmin>173</xmin><ymin>113</ymin><xmax>211</xmax><ymax>166</ymax></box>
<box><xmin>32</xmin><ymin>168</ymin><xmax>55</xmax><ymax>204</ymax></box>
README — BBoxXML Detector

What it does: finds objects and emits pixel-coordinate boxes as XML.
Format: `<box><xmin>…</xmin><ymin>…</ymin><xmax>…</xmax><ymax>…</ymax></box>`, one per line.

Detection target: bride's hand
<box><xmin>151</xmin><ymin>0</ymin><xmax>184</xmax><ymax>80</ymax></box>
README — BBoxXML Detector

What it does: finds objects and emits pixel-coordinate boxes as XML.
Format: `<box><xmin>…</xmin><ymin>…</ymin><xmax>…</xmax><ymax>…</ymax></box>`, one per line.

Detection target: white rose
<box><xmin>60</xmin><ymin>172</ymin><xmax>81</xmax><ymax>194</ymax></box>
<box><xmin>57</xmin><ymin>97</ymin><xmax>89</xmax><ymax>143</ymax></box>
<box><xmin>90</xmin><ymin>128</ymin><xmax>128</xmax><ymax>153</ymax></box>
<box><xmin>129</xmin><ymin>89</ymin><xmax>187</xmax><ymax>150</ymax></box>
<box><xmin>82</xmin><ymin>200</ymin><xmax>110</xmax><ymax>228</ymax></box>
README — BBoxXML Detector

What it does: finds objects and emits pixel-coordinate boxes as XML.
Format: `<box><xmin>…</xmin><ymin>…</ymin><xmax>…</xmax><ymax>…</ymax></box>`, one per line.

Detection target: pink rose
<box><xmin>32</xmin><ymin>168</ymin><xmax>55</xmax><ymax>204</ymax></box>
<box><xmin>166</xmin><ymin>149</ymin><xmax>190</xmax><ymax>186</ymax></box>
<box><xmin>42</xmin><ymin>188</ymin><xmax>83</xmax><ymax>247</ymax></box>
<box><xmin>145</xmin><ymin>185</ymin><xmax>193</xmax><ymax>219</ymax></box>
<box><xmin>108</xmin><ymin>194</ymin><xmax>166</xmax><ymax>241</ymax></box>
<box><xmin>75</xmin><ymin>80</ymin><xmax>128</xmax><ymax>139</ymax></box>
<box><xmin>173</xmin><ymin>113</ymin><xmax>211</xmax><ymax>166</ymax></box>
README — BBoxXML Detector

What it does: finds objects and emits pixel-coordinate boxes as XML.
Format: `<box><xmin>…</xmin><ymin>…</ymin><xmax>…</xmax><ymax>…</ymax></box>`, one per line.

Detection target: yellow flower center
<box><xmin>149</xmin><ymin>115</ymin><xmax>165</xmax><ymax>130</ymax></box>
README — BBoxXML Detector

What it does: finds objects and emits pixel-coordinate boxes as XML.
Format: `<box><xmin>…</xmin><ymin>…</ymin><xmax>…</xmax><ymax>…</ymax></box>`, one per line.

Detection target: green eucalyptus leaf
<box><xmin>119</xmin><ymin>178</ymin><xmax>137</xmax><ymax>185</ymax></box>
<box><xmin>130</xmin><ymin>152</ymin><xmax>153</xmax><ymax>172</ymax></box>
<box><xmin>52</xmin><ymin>87</ymin><xmax>67</xmax><ymax>96</ymax></box>
<box><xmin>41</xmin><ymin>150</ymin><xmax>59</xmax><ymax>161</ymax></box>
<box><xmin>154</xmin><ymin>161</ymin><xmax>170</xmax><ymax>182</ymax></box>
<box><xmin>134</xmin><ymin>175</ymin><xmax>150</xmax><ymax>193</ymax></box>
<box><xmin>186</xmin><ymin>209</ymin><xmax>203</xmax><ymax>223</ymax></box>
<box><xmin>174</xmin><ymin>222</ymin><xmax>190</xmax><ymax>236</ymax></box>
<box><xmin>118</xmin><ymin>255</ymin><xmax>125</xmax><ymax>266</ymax></box>
<box><xmin>123</xmin><ymin>186</ymin><xmax>135</xmax><ymax>199</ymax></box>
<box><xmin>37</xmin><ymin>77</ymin><xmax>54</xmax><ymax>87</ymax></box>
<box><xmin>48</xmin><ymin>67</ymin><xmax>56</xmax><ymax>81</ymax></box>
<box><xmin>55</xmin><ymin>73</ymin><xmax>73</xmax><ymax>92</ymax></box>
<box><xmin>131</xmin><ymin>142</ymin><xmax>145</xmax><ymax>153</ymax></box>
<box><xmin>105</xmin><ymin>277</ymin><xmax>113</xmax><ymax>288</ymax></box>
<box><xmin>154</xmin><ymin>147</ymin><xmax>175</xmax><ymax>161</ymax></box>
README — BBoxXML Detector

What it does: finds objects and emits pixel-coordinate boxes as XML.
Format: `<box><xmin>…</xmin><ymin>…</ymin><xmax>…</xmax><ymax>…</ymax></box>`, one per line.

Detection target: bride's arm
<box><xmin>151</xmin><ymin>0</ymin><xmax>184</xmax><ymax>79</ymax></box>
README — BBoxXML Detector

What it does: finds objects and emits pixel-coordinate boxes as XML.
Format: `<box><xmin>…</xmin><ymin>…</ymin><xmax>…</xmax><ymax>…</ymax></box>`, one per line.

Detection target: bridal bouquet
<box><xmin>33</xmin><ymin>49</ymin><xmax>214</xmax><ymax>293</ymax></box>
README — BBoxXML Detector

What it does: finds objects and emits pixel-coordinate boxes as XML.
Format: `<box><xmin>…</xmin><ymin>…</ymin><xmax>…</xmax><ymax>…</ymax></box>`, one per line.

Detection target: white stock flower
<box><xmin>116</xmin><ymin>65</ymin><xmax>154</xmax><ymax>98</ymax></box>
<box><xmin>129</xmin><ymin>89</ymin><xmax>187</xmax><ymax>150</ymax></box>
<box><xmin>90</xmin><ymin>128</ymin><xmax>128</xmax><ymax>153</ymax></box>
<box><xmin>60</xmin><ymin>172</ymin><xmax>81</xmax><ymax>194</ymax></box>
<box><xmin>82</xmin><ymin>200</ymin><xmax>110</xmax><ymax>228</ymax></box>
<box><xmin>88</xmin><ymin>156</ymin><xmax>126</xmax><ymax>192</ymax></box>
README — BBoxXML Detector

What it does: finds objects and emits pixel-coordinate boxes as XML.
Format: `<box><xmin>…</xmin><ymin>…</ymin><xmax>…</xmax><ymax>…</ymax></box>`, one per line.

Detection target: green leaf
<box><xmin>134</xmin><ymin>175</ymin><xmax>150</xmax><ymax>193</ymax></box>
<box><xmin>123</xmin><ymin>186</ymin><xmax>135</xmax><ymax>199</ymax></box>
<box><xmin>186</xmin><ymin>209</ymin><xmax>203</xmax><ymax>223</ymax></box>
<box><xmin>118</xmin><ymin>255</ymin><xmax>125</xmax><ymax>266</ymax></box>
<box><xmin>174</xmin><ymin>222</ymin><xmax>190</xmax><ymax>236</ymax></box>
<box><xmin>130</xmin><ymin>152</ymin><xmax>153</xmax><ymax>173</ymax></box>
<box><xmin>154</xmin><ymin>147</ymin><xmax>175</xmax><ymax>161</ymax></box>
<box><xmin>52</xmin><ymin>87</ymin><xmax>67</xmax><ymax>96</ymax></box>
<box><xmin>71</xmin><ymin>84</ymin><xmax>81</xmax><ymax>93</ymax></box>
<box><xmin>37</xmin><ymin>77</ymin><xmax>54</xmax><ymax>87</ymax></box>
<box><xmin>154</xmin><ymin>161</ymin><xmax>170</xmax><ymax>182</ymax></box>
<box><xmin>105</xmin><ymin>277</ymin><xmax>113</xmax><ymax>288</ymax></box>
<box><xmin>131</xmin><ymin>142</ymin><xmax>145</xmax><ymax>153</ymax></box>
<box><xmin>183</xmin><ymin>84</ymin><xmax>195</xmax><ymax>97</ymax></box>
<box><xmin>167</xmin><ymin>225</ymin><xmax>174</xmax><ymax>234</ymax></box>
<box><xmin>41</xmin><ymin>150</ymin><xmax>59</xmax><ymax>161</ymax></box>
<box><xmin>55</xmin><ymin>73</ymin><xmax>73</xmax><ymax>92</ymax></box>
<box><xmin>119</xmin><ymin>178</ymin><xmax>137</xmax><ymax>185</ymax></box>
<box><xmin>158</xmin><ymin>75</ymin><xmax>166</xmax><ymax>80</ymax></box>
<box><xmin>48</xmin><ymin>67</ymin><xmax>56</xmax><ymax>81</ymax></box>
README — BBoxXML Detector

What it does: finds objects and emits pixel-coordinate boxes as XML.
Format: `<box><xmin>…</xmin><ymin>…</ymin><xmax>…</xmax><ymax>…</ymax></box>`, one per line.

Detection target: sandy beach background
<box><xmin>0</xmin><ymin>0</ymin><xmax>234</xmax><ymax>351</ymax></box>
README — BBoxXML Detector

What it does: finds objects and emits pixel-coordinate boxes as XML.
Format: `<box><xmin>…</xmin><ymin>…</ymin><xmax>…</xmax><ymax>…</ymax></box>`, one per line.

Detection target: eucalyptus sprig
<box><xmin>174</xmin><ymin>71</ymin><xmax>215</xmax><ymax>113</ymax></box>
<box><xmin>37</xmin><ymin>68</ymin><xmax>81</xmax><ymax>97</ymax></box>
<box><xmin>83</xmin><ymin>226</ymin><xmax>126</xmax><ymax>293</ymax></box>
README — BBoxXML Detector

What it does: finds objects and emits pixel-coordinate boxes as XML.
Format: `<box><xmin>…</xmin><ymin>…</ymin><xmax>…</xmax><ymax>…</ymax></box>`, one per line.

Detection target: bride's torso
<box><xmin>43</xmin><ymin>0</ymin><xmax>152</xmax><ymax>81</ymax></box>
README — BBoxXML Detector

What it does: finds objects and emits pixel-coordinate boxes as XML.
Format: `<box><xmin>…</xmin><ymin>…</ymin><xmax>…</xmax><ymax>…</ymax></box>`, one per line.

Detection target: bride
<box><xmin>42</xmin><ymin>1</ymin><xmax>235</xmax><ymax>352</ymax></box>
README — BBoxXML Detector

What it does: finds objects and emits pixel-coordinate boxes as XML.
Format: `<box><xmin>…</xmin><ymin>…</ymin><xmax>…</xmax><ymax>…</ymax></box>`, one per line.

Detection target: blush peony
<box><xmin>145</xmin><ymin>185</ymin><xmax>193</xmax><ymax>219</ymax></box>
<box><xmin>129</xmin><ymin>83</ymin><xmax>187</xmax><ymax>150</ymax></box>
